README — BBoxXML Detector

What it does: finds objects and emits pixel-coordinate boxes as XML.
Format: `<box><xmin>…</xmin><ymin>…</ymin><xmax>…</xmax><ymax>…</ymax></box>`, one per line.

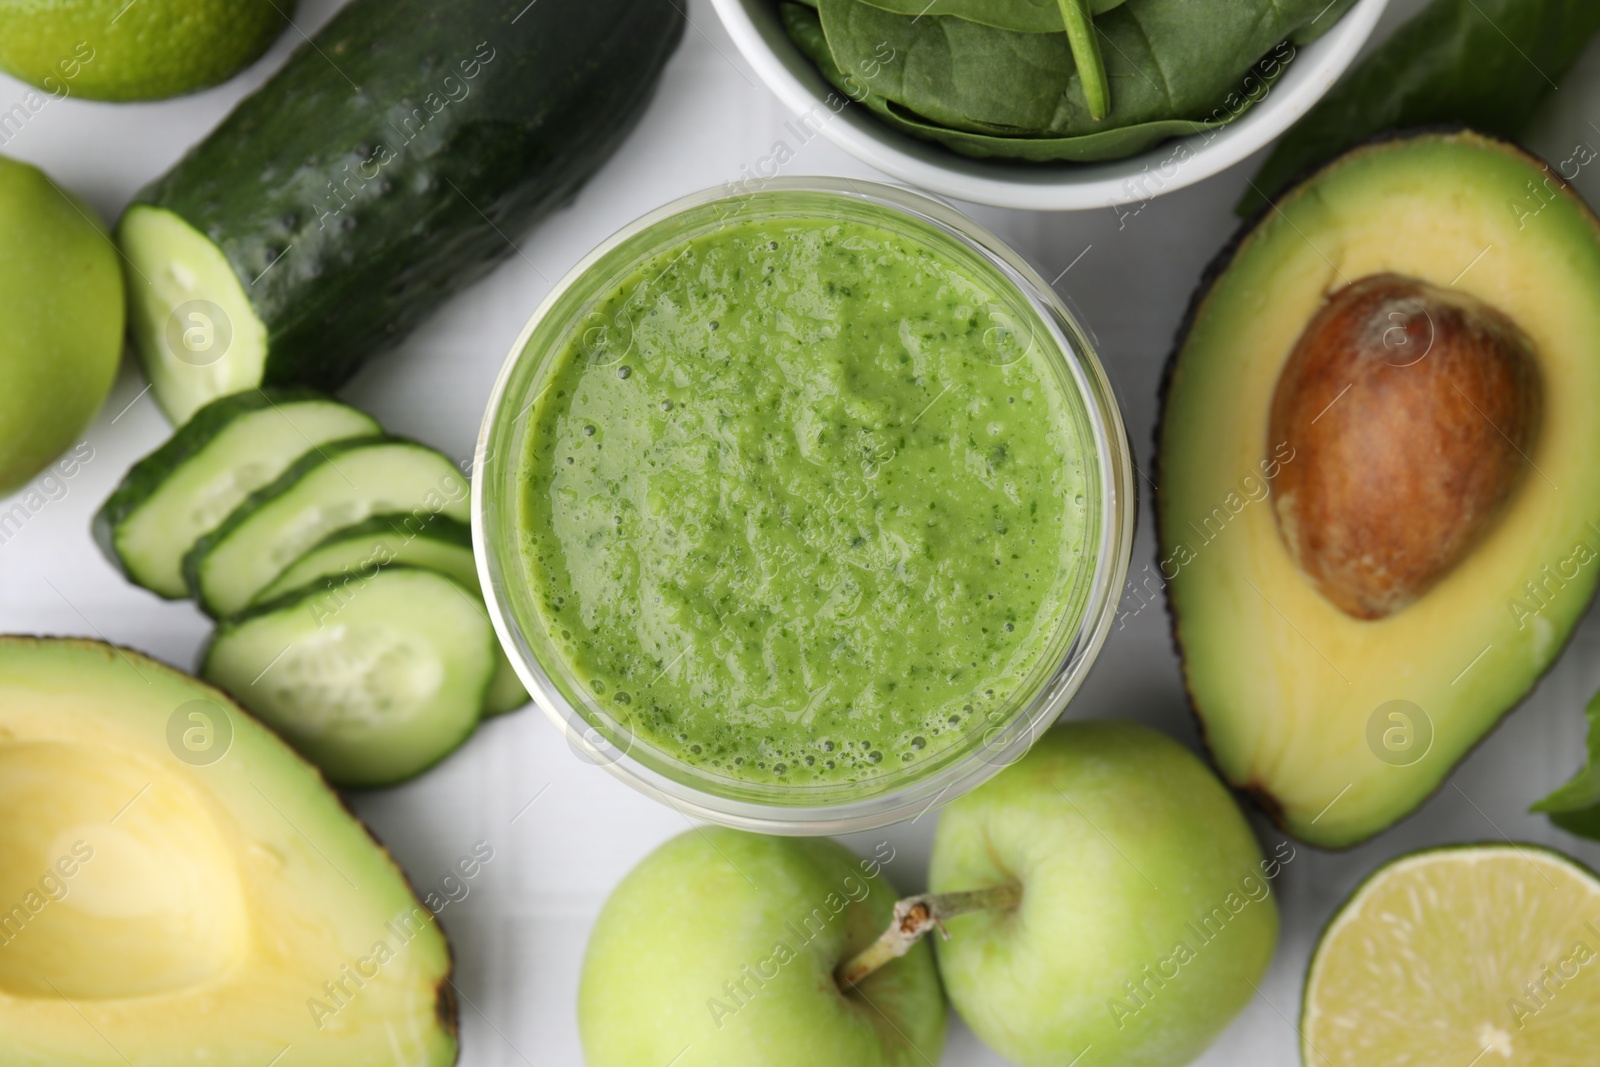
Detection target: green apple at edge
<box><xmin>932</xmin><ymin>721</ymin><xmax>1282</xmax><ymax>1067</ymax></box>
<box><xmin>0</xmin><ymin>153</ymin><xmax>123</xmax><ymax>496</ymax></box>
<box><xmin>579</xmin><ymin>829</ymin><xmax>946</xmax><ymax>1067</ymax></box>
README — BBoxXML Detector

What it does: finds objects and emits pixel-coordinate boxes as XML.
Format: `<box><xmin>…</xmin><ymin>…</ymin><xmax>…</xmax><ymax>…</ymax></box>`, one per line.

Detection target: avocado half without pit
<box><xmin>0</xmin><ymin>637</ymin><xmax>458</xmax><ymax>1064</ymax></box>
<box><xmin>1159</xmin><ymin>130</ymin><xmax>1600</xmax><ymax>848</ymax></box>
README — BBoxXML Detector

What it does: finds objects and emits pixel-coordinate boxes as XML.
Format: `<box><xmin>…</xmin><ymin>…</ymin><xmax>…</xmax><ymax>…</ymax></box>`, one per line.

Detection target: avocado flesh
<box><xmin>0</xmin><ymin>637</ymin><xmax>457</xmax><ymax>1065</ymax></box>
<box><xmin>1159</xmin><ymin>131</ymin><xmax>1600</xmax><ymax>848</ymax></box>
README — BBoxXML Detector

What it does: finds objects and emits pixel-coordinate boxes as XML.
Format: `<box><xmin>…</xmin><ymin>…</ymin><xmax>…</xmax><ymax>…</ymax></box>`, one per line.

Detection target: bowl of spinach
<box><xmin>708</xmin><ymin>0</ymin><xmax>1390</xmax><ymax>210</ymax></box>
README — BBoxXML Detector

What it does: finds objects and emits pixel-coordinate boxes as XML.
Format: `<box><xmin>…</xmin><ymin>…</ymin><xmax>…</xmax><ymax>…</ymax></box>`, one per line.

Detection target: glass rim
<box><xmin>472</xmin><ymin>176</ymin><xmax>1136</xmax><ymax>835</ymax></box>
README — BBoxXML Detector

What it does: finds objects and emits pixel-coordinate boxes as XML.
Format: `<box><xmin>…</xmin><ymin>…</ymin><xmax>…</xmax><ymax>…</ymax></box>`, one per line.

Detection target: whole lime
<box><xmin>0</xmin><ymin>154</ymin><xmax>122</xmax><ymax>496</ymax></box>
<box><xmin>0</xmin><ymin>0</ymin><xmax>295</xmax><ymax>102</ymax></box>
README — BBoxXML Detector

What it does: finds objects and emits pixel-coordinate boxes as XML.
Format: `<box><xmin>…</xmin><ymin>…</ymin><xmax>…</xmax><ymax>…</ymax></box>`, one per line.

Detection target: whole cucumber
<box><xmin>121</xmin><ymin>0</ymin><xmax>685</xmax><ymax>423</ymax></box>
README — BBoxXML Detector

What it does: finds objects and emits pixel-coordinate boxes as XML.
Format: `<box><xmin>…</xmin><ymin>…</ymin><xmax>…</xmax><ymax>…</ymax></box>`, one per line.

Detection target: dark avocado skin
<box><xmin>1153</xmin><ymin>127</ymin><xmax>1600</xmax><ymax>848</ymax></box>
<box><xmin>134</xmin><ymin>0</ymin><xmax>686</xmax><ymax>391</ymax></box>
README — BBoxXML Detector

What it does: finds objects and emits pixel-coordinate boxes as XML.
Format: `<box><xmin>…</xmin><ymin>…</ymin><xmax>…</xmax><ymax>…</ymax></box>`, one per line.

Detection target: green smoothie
<box><xmin>519</xmin><ymin>215</ymin><xmax>1092</xmax><ymax>789</ymax></box>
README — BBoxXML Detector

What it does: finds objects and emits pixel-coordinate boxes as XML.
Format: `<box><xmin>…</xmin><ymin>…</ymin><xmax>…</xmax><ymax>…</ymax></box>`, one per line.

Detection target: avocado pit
<box><xmin>1268</xmin><ymin>273</ymin><xmax>1542</xmax><ymax>620</ymax></box>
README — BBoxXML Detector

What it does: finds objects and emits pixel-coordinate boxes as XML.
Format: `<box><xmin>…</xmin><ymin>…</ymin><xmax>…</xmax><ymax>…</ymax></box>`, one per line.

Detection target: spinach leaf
<box><xmin>1532</xmin><ymin>688</ymin><xmax>1600</xmax><ymax>841</ymax></box>
<box><xmin>845</xmin><ymin>0</ymin><xmax>1124</xmax><ymax>35</ymax></box>
<box><xmin>783</xmin><ymin>2</ymin><xmax>1282</xmax><ymax>162</ymax></box>
<box><xmin>1240</xmin><ymin>0</ymin><xmax>1600</xmax><ymax>215</ymax></box>
<box><xmin>842</xmin><ymin>0</ymin><xmax>1125</xmax><ymax>120</ymax></box>
<box><xmin>817</xmin><ymin>0</ymin><xmax>1333</xmax><ymax>139</ymax></box>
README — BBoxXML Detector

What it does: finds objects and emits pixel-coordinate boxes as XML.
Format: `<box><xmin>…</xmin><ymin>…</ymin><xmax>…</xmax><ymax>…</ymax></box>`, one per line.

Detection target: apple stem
<box><xmin>835</xmin><ymin>883</ymin><xmax>1022</xmax><ymax>991</ymax></box>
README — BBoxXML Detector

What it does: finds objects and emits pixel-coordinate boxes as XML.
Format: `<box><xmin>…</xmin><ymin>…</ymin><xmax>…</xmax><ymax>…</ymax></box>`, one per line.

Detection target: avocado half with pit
<box><xmin>0</xmin><ymin>637</ymin><xmax>458</xmax><ymax>1064</ymax></box>
<box><xmin>1158</xmin><ymin>130</ymin><xmax>1600</xmax><ymax>849</ymax></box>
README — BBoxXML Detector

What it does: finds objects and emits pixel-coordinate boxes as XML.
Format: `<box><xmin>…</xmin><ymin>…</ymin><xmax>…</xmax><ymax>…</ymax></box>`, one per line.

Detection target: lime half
<box><xmin>1303</xmin><ymin>844</ymin><xmax>1600</xmax><ymax>1066</ymax></box>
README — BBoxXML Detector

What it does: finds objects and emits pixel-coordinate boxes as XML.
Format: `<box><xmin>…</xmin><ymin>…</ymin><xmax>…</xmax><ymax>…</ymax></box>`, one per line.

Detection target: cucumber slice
<box><xmin>483</xmin><ymin>656</ymin><xmax>531</xmax><ymax>717</ymax></box>
<box><xmin>185</xmin><ymin>436</ymin><xmax>469</xmax><ymax>618</ymax></box>
<box><xmin>93</xmin><ymin>389</ymin><xmax>379</xmax><ymax>598</ymax></box>
<box><xmin>201</xmin><ymin>567</ymin><xmax>493</xmax><ymax>786</ymax></box>
<box><xmin>251</xmin><ymin>512</ymin><xmax>476</xmax><ymax>604</ymax></box>
<box><xmin>249</xmin><ymin>512</ymin><xmax>530</xmax><ymax>716</ymax></box>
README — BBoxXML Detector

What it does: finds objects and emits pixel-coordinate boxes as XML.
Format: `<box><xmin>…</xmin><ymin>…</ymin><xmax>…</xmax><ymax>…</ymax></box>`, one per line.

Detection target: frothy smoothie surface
<box><xmin>519</xmin><ymin>214</ymin><xmax>1093</xmax><ymax>790</ymax></box>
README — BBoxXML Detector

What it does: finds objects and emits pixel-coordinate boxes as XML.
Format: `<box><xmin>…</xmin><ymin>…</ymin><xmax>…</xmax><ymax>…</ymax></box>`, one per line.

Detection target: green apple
<box><xmin>579</xmin><ymin>828</ymin><xmax>946</xmax><ymax>1067</ymax></box>
<box><xmin>0</xmin><ymin>154</ymin><xmax>122</xmax><ymax>496</ymax></box>
<box><xmin>931</xmin><ymin>721</ymin><xmax>1282</xmax><ymax>1067</ymax></box>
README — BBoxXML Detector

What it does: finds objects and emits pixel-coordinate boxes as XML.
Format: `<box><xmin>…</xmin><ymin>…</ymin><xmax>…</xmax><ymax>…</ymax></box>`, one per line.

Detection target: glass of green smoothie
<box><xmin>475</xmin><ymin>179</ymin><xmax>1134</xmax><ymax>834</ymax></box>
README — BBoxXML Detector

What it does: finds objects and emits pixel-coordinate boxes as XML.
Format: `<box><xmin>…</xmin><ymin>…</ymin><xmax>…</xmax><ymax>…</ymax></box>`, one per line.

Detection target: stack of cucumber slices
<box><xmin>94</xmin><ymin>388</ymin><xmax>527</xmax><ymax>787</ymax></box>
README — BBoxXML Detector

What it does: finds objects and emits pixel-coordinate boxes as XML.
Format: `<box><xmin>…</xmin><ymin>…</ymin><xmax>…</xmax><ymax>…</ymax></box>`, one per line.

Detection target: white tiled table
<box><xmin>5</xmin><ymin>1</ymin><xmax>1600</xmax><ymax>1062</ymax></box>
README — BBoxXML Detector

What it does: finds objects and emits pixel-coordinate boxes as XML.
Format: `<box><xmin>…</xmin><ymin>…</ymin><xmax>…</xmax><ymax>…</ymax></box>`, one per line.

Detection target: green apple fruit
<box><xmin>0</xmin><ymin>154</ymin><xmax>122</xmax><ymax>496</ymax></box>
<box><xmin>579</xmin><ymin>828</ymin><xmax>946</xmax><ymax>1067</ymax></box>
<box><xmin>930</xmin><ymin>721</ymin><xmax>1282</xmax><ymax>1067</ymax></box>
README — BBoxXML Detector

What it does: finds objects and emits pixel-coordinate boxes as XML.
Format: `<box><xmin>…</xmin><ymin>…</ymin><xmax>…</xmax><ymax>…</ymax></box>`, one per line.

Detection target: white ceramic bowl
<box><xmin>708</xmin><ymin>0</ymin><xmax>1391</xmax><ymax>211</ymax></box>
